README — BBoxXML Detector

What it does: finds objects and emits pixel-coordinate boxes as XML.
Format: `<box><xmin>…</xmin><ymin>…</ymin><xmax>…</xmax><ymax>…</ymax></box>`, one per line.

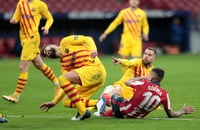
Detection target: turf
<box><xmin>0</xmin><ymin>54</ymin><xmax>200</xmax><ymax>130</ymax></box>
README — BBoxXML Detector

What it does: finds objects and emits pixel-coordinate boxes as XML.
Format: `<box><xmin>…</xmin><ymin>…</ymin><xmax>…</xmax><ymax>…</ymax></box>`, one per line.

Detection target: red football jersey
<box><xmin>119</xmin><ymin>79</ymin><xmax>171</xmax><ymax>118</ymax></box>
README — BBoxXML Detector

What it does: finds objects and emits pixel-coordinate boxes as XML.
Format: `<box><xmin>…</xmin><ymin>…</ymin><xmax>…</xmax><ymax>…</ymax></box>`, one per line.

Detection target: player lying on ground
<box><xmin>95</xmin><ymin>68</ymin><xmax>195</xmax><ymax>118</ymax></box>
<box><xmin>39</xmin><ymin>35</ymin><xmax>106</xmax><ymax>121</ymax></box>
<box><xmin>0</xmin><ymin>114</ymin><xmax>8</xmax><ymax>123</ymax></box>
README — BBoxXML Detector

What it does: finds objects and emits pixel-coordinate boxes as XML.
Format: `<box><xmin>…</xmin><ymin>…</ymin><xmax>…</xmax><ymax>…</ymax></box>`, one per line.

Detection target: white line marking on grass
<box><xmin>4</xmin><ymin>115</ymin><xmax>200</xmax><ymax>121</ymax></box>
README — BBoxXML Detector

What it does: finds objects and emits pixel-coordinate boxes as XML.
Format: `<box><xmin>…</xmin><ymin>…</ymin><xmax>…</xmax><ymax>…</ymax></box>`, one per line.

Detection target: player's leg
<box><xmin>3</xmin><ymin>38</ymin><xmax>35</xmax><ymax>103</ymax></box>
<box><xmin>32</xmin><ymin>54</ymin><xmax>60</xmax><ymax>97</ymax></box>
<box><xmin>62</xmin><ymin>96</ymin><xmax>98</xmax><ymax>109</ymax></box>
<box><xmin>110</xmin><ymin>94</ymin><xmax>125</xmax><ymax>118</ymax></box>
<box><xmin>118</xmin><ymin>37</ymin><xmax>131</xmax><ymax>74</ymax></box>
<box><xmin>58</xmin><ymin>71</ymin><xmax>91</xmax><ymax>120</ymax></box>
<box><xmin>130</xmin><ymin>39</ymin><xmax>142</xmax><ymax>59</ymax></box>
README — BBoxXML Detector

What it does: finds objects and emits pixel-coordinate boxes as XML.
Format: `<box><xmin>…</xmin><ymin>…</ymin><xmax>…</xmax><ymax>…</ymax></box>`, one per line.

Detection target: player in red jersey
<box><xmin>96</xmin><ymin>68</ymin><xmax>195</xmax><ymax>118</ymax></box>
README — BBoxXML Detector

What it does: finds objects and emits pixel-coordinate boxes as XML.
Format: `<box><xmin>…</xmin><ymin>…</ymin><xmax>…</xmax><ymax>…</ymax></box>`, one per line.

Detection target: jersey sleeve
<box><xmin>120</xmin><ymin>58</ymin><xmax>140</xmax><ymax>67</ymax></box>
<box><xmin>12</xmin><ymin>1</ymin><xmax>21</xmax><ymax>22</ymax></box>
<box><xmin>129</xmin><ymin>79</ymin><xmax>146</xmax><ymax>89</ymax></box>
<box><xmin>162</xmin><ymin>93</ymin><xmax>172</xmax><ymax>111</ymax></box>
<box><xmin>60</xmin><ymin>35</ymin><xmax>97</xmax><ymax>51</ymax></box>
<box><xmin>104</xmin><ymin>10</ymin><xmax>124</xmax><ymax>34</ymax></box>
<box><xmin>141</xmin><ymin>11</ymin><xmax>149</xmax><ymax>35</ymax></box>
<box><xmin>39</xmin><ymin>1</ymin><xmax>54</xmax><ymax>30</ymax></box>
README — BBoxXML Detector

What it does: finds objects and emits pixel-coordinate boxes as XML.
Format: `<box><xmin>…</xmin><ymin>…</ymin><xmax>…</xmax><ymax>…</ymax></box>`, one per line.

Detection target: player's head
<box><xmin>142</xmin><ymin>47</ymin><xmax>157</xmax><ymax>66</ymax></box>
<box><xmin>150</xmin><ymin>68</ymin><xmax>165</xmax><ymax>83</ymax></box>
<box><xmin>41</xmin><ymin>44</ymin><xmax>59</xmax><ymax>59</ymax></box>
<box><xmin>129</xmin><ymin>0</ymin><xmax>140</xmax><ymax>8</ymax></box>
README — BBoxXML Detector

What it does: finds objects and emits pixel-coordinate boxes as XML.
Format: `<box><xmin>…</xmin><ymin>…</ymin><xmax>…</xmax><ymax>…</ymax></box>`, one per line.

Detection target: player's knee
<box><xmin>33</xmin><ymin>61</ymin><xmax>43</xmax><ymax>69</ymax></box>
<box><xmin>113</xmin><ymin>87</ymin><xmax>122</xmax><ymax>96</ymax></box>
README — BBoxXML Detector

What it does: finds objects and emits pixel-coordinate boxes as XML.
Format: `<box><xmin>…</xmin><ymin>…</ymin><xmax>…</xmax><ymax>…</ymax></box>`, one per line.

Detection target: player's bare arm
<box><xmin>99</xmin><ymin>33</ymin><xmax>107</xmax><ymax>42</ymax></box>
<box><xmin>165</xmin><ymin>104</ymin><xmax>195</xmax><ymax>118</ymax></box>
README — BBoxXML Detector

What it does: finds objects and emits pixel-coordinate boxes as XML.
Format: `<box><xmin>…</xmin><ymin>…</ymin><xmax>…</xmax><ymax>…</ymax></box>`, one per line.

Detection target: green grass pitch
<box><xmin>0</xmin><ymin>54</ymin><xmax>200</xmax><ymax>130</ymax></box>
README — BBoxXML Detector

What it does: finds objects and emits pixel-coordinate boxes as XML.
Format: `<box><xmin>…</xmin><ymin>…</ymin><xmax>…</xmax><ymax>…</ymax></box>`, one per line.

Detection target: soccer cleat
<box><xmin>95</xmin><ymin>97</ymin><xmax>106</xmax><ymax>115</ymax></box>
<box><xmin>0</xmin><ymin>117</ymin><xmax>8</xmax><ymax>123</ymax></box>
<box><xmin>71</xmin><ymin>110</ymin><xmax>91</xmax><ymax>121</ymax></box>
<box><xmin>2</xmin><ymin>94</ymin><xmax>19</xmax><ymax>103</ymax></box>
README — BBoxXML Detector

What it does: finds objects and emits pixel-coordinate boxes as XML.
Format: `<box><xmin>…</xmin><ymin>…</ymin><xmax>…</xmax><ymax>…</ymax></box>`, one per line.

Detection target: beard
<box><xmin>49</xmin><ymin>48</ymin><xmax>57</xmax><ymax>59</ymax></box>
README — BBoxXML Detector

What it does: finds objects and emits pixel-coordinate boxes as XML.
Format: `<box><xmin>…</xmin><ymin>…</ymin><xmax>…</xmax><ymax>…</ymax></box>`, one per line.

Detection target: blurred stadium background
<box><xmin>0</xmin><ymin>0</ymin><xmax>200</xmax><ymax>58</ymax></box>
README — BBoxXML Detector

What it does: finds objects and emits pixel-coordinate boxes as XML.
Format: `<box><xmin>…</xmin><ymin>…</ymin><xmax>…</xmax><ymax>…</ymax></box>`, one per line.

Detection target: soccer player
<box><xmin>103</xmin><ymin>47</ymin><xmax>156</xmax><ymax>100</ymax></box>
<box><xmin>39</xmin><ymin>35</ymin><xmax>107</xmax><ymax>121</ymax></box>
<box><xmin>2</xmin><ymin>0</ymin><xmax>59</xmax><ymax>103</ymax></box>
<box><xmin>99</xmin><ymin>0</ymin><xmax>149</xmax><ymax>73</ymax></box>
<box><xmin>96</xmin><ymin>68</ymin><xmax>195</xmax><ymax>118</ymax></box>
<box><xmin>0</xmin><ymin>114</ymin><xmax>8</xmax><ymax>123</ymax></box>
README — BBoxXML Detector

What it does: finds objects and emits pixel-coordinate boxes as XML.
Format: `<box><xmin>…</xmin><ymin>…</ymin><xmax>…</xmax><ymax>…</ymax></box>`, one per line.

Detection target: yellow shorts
<box><xmin>118</xmin><ymin>36</ymin><xmax>142</xmax><ymax>57</ymax></box>
<box><xmin>74</xmin><ymin>64</ymin><xmax>106</xmax><ymax>99</ymax></box>
<box><xmin>20</xmin><ymin>33</ymin><xmax>40</xmax><ymax>61</ymax></box>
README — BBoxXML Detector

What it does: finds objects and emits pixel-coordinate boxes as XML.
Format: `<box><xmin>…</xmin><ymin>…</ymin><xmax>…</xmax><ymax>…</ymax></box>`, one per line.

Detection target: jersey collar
<box><xmin>150</xmin><ymin>81</ymin><xmax>160</xmax><ymax>87</ymax></box>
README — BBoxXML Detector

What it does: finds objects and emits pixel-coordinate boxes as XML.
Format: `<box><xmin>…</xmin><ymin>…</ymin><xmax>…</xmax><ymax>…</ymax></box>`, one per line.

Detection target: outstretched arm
<box><xmin>165</xmin><ymin>104</ymin><xmax>195</xmax><ymax>118</ymax></box>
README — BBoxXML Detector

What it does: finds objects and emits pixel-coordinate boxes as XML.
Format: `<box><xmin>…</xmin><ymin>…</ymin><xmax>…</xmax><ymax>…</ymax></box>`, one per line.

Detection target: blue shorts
<box><xmin>111</xmin><ymin>94</ymin><xmax>125</xmax><ymax>118</ymax></box>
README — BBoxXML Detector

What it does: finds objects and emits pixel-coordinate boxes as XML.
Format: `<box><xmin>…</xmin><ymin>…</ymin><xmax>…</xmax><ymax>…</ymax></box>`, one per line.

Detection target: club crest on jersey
<box><xmin>31</xmin><ymin>8</ymin><xmax>36</xmax><ymax>12</ymax></box>
<box><xmin>65</xmin><ymin>48</ymin><xmax>69</xmax><ymax>54</ymax></box>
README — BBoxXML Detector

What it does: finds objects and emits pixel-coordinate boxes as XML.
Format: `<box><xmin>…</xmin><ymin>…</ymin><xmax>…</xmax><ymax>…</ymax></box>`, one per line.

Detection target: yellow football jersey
<box><xmin>59</xmin><ymin>35</ymin><xmax>102</xmax><ymax>73</ymax></box>
<box><xmin>105</xmin><ymin>7</ymin><xmax>149</xmax><ymax>40</ymax></box>
<box><xmin>12</xmin><ymin>0</ymin><xmax>53</xmax><ymax>39</ymax></box>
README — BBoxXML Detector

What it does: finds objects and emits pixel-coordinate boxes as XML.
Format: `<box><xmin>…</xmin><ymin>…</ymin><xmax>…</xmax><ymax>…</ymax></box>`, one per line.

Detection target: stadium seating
<box><xmin>0</xmin><ymin>0</ymin><xmax>199</xmax><ymax>17</ymax></box>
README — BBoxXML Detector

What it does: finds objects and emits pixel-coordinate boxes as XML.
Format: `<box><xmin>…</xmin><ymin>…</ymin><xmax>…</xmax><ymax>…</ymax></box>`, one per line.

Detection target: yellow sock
<box><xmin>83</xmin><ymin>99</ymin><xmax>97</xmax><ymax>107</ymax></box>
<box><xmin>14</xmin><ymin>72</ymin><xmax>28</xmax><ymax>96</ymax></box>
<box><xmin>40</xmin><ymin>64</ymin><xmax>58</xmax><ymax>85</ymax></box>
<box><xmin>59</xmin><ymin>75</ymin><xmax>87</xmax><ymax>115</ymax></box>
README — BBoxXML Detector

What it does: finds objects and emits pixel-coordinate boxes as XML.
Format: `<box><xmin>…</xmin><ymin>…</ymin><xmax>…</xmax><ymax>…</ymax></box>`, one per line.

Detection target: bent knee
<box><xmin>113</xmin><ymin>86</ymin><xmax>122</xmax><ymax>96</ymax></box>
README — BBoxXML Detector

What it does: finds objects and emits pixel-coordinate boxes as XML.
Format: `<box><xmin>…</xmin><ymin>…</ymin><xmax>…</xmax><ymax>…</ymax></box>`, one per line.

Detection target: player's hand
<box><xmin>111</xmin><ymin>56</ymin><xmax>120</xmax><ymax>65</ymax></box>
<box><xmin>41</xmin><ymin>27</ymin><xmax>49</xmax><ymax>35</ymax></box>
<box><xmin>181</xmin><ymin>104</ymin><xmax>195</xmax><ymax>114</ymax></box>
<box><xmin>9</xmin><ymin>18</ymin><xmax>18</xmax><ymax>24</ymax></box>
<box><xmin>99</xmin><ymin>33</ymin><xmax>107</xmax><ymax>42</ymax></box>
<box><xmin>40</xmin><ymin>102</ymin><xmax>55</xmax><ymax>112</ymax></box>
<box><xmin>142</xmin><ymin>34</ymin><xmax>149</xmax><ymax>41</ymax></box>
<box><xmin>91</xmin><ymin>50</ymin><xmax>98</xmax><ymax>59</ymax></box>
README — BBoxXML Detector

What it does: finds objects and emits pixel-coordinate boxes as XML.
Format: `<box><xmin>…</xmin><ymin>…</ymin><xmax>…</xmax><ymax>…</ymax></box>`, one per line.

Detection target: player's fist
<box><xmin>91</xmin><ymin>50</ymin><xmax>98</xmax><ymax>59</ymax></box>
<box><xmin>41</xmin><ymin>27</ymin><xmax>49</xmax><ymax>35</ymax></box>
<box><xmin>99</xmin><ymin>33</ymin><xmax>107</xmax><ymax>42</ymax></box>
<box><xmin>112</xmin><ymin>56</ymin><xmax>120</xmax><ymax>65</ymax></box>
<box><xmin>9</xmin><ymin>18</ymin><xmax>18</xmax><ymax>24</ymax></box>
<box><xmin>142</xmin><ymin>34</ymin><xmax>149</xmax><ymax>41</ymax></box>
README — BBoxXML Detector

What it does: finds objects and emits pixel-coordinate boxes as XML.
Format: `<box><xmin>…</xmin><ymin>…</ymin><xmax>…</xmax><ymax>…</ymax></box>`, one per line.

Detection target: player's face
<box><xmin>43</xmin><ymin>45</ymin><xmax>58</xmax><ymax>58</ymax></box>
<box><xmin>142</xmin><ymin>49</ymin><xmax>156</xmax><ymax>65</ymax></box>
<box><xmin>129</xmin><ymin>0</ymin><xmax>140</xmax><ymax>8</ymax></box>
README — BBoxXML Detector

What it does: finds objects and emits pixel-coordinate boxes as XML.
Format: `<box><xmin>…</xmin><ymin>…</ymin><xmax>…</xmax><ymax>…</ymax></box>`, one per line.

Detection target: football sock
<box><xmin>102</xmin><ymin>93</ymin><xmax>111</xmax><ymax>106</ymax></box>
<box><xmin>62</xmin><ymin>98</ymin><xmax>97</xmax><ymax>108</ymax></box>
<box><xmin>40</xmin><ymin>64</ymin><xmax>58</xmax><ymax>86</ymax></box>
<box><xmin>102</xmin><ymin>110</ymin><xmax>114</xmax><ymax>117</ymax></box>
<box><xmin>14</xmin><ymin>72</ymin><xmax>28</xmax><ymax>96</ymax></box>
<box><xmin>58</xmin><ymin>75</ymin><xmax>87</xmax><ymax>115</ymax></box>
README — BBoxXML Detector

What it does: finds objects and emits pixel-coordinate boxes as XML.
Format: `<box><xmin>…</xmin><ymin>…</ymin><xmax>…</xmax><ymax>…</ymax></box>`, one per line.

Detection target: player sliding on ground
<box><xmin>95</xmin><ymin>68</ymin><xmax>195</xmax><ymax>118</ymax></box>
<box><xmin>39</xmin><ymin>35</ymin><xmax>106</xmax><ymax>121</ymax></box>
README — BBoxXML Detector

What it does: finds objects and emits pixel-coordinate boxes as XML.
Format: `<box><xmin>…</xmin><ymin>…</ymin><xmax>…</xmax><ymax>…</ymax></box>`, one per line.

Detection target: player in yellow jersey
<box><xmin>2</xmin><ymin>0</ymin><xmax>60</xmax><ymax>103</ymax></box>
<box><xmin>95</xmin><ymin>47</ymin><xmax>158</xmax><ymax>116</ymax></box>
<box><xmin>39</xmin><ymin>35</ymin><xmax>106</xmax><ymax>120</ymax></box>
<box><xmin>99</xmin><ymin>0</ymin><xmax>149</xmax><ymax>73</ymax></box>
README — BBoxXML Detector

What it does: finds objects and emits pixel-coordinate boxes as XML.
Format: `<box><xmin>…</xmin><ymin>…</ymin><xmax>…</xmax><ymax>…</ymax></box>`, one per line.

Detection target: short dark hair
<box><xmin>151</xmin><ymin>68</ymin><xmax>165</xmax><ymax>82</ymax></box>
<box><xmin>145</xmin><ymin>47</ymin><xmax>157</xmax><ymax>55</ymax></box>
<box><xmin>40</xmin><ymin>44</ymin><xmax>52</xmax><ymax>57</ymax></box>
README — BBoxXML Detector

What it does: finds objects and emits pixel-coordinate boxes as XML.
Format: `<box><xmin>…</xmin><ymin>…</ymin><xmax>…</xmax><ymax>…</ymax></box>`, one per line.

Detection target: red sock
<box><xmin>102</xmin><ymin>93</ymin><xmax>111</xmax><ymax>106</ymax></box>
<box><xmin>102</xmin><ymin>110</ymin><xmax>114</xmax><ymax>117</ymax></box>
